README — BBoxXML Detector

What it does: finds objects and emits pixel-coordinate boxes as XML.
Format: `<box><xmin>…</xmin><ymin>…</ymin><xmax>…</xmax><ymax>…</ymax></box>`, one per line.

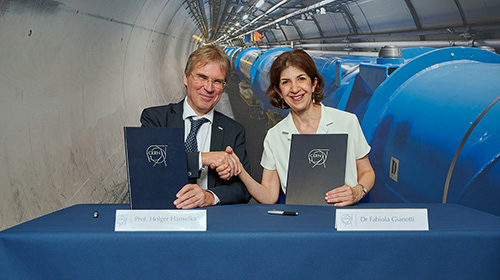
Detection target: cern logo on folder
<box><xmin>308</xmin><ymin>149</ymin><xmax>329</xmax><ymax>168</ymax></box>
<box><xmin>146</xmin><ymin>145</ymin><xmax>168</xmax><ymax>167</ymax></box>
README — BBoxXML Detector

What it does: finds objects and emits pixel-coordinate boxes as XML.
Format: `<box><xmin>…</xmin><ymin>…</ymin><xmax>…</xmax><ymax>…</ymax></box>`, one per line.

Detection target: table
<box><xmin>2</xmin><ymin>203</ymin><xmax>500</xmax><ymax>279</ymax></box>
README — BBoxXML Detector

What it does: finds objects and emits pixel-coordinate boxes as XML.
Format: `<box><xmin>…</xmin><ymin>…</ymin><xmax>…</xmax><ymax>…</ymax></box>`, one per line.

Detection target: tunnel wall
<box><xmin>0</xmin><ymin>0</ymin><xmax>198</xmax><ymax>230</ymax></box>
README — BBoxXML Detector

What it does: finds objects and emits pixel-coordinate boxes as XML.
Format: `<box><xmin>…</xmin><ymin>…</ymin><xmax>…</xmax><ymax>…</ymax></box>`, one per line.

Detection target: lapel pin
<box><xmin>218</xmin><ymin>126</ymin><xmax>223</xmax><ymax>130</ymax></box>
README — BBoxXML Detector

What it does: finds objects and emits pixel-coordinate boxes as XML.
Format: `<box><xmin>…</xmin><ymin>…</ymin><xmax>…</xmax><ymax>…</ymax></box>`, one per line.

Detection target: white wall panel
<box><xmin>317</xmin><ymin>12</ymin><xmax>351</xmax><ymax>36</ymax></box>
<box><xmin>411</xmin><ymin>0</ymin><xmax>462</xmax><ymax>28</ymax></box>
<box><xmin>282</xmin><ymin>24</ymin><xmax>300</xmax><ymax>41</ymax></box>
<box><xmin>459</xmin><ymin>0</ymin><xmax>500</xmax><ymax>25</ymax></box>
<box><xmin>352</xmin><ymin>0</ymin><xmax>415</xmax><ymax>32</ymax></box>
<box><xmin>294</xmin><ymin>19</ymin><xmax>320</xmax><ymax>38</ymax></box>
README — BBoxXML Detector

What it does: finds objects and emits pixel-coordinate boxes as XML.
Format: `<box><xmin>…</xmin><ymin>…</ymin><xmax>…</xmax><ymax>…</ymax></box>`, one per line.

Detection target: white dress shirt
<box><xmin>182</xmin><ymin>99</ymin><xmax>220</xmax><ymax>205</ymax></box>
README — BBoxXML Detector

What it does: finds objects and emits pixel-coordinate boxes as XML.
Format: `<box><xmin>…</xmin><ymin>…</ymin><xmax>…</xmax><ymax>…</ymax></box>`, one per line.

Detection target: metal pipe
<box><xmin>269</xmin><ymin>39</ymin><xmax>500</xmax><ymax>52</ymax></box>
<box><xmin>298</xmin><ymin>40</ymin><xmax>472</xmax><ymax>49</ymax></box>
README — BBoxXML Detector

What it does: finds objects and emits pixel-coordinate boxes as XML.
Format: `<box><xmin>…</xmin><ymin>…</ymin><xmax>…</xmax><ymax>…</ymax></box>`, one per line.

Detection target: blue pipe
<box><xmin>362</xmin><ymin>47</ymin><xmax>500</xmax><ymax>215</ymax></box>
<box><xmin>232</xmin><ymin>47</ymin><xmax>262</xmax><ymax>82</ymax></box>
<box><xmin>249</xmin><ymin>48</ymin><xmax>292</xmax><ymax>111</ymax></box>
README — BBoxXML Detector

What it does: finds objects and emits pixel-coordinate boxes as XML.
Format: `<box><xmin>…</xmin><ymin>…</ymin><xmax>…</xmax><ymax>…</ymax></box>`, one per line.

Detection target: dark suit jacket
<box><xmin>140</xmin><ymin>100</ymin><xmax>251</xmax><ymax>205</ymax></box>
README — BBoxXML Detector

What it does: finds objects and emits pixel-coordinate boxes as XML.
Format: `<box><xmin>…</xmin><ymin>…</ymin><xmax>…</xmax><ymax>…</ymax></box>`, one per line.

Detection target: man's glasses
<box><xmin>191</xmin><ymin>73</ymin><xmax>227</xmax><ymax>90</ymax></box>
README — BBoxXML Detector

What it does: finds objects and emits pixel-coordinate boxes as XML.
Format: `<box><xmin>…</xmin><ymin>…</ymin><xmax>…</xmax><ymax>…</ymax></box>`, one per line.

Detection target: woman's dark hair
<box><xmin>266</xmin><ymin>49</ymin><xmax>325</xmax><ymax>109</ymax></box>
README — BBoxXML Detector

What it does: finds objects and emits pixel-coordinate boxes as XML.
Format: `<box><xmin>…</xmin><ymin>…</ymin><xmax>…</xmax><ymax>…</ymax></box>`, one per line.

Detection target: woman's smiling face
<box><xmin>276</xmin><ymin>65</ymin><xmax>317</xmax><ymax>114</ymax></box>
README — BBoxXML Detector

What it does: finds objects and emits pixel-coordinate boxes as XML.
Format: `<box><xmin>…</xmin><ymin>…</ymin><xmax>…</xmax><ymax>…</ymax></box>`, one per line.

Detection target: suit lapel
<box><xmin>210</xmin><ymin>112</ymin><xmax>224</xmax><ymax>151</ymax></box>
<box><xmin>167</xmin><ymin>100</ymin><xmax>185</xmax><ymax>127</ymax></box>
<box><xmin>208</xmin><ymin>112</ymin><xmax>224</xmax><ymax>188</ymax></box>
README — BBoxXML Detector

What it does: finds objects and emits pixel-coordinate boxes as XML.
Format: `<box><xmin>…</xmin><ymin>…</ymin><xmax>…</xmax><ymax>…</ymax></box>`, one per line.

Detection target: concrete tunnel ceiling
<box><xmin>187</xmin><ymin>0</ymin><xmax>500</xmax><ymax>51</ymax></box>
<box><xmin>0</xmin><ymin>0</ymin><xmax>499</xmax><ymax>231</ymax></box>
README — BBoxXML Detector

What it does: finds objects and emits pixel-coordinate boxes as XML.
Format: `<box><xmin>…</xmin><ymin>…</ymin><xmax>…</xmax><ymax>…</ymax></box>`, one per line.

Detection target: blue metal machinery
<box><xmin>249</xmin><ymin>47</ymin><xmax>291</xmax><ymax>112</ymax></box>
<box><xmin>233</xmin><ymin>47</ymin><xmax>262</xmax><ymax>82</ymax></box>
<box><xmin>362</xmin><ymin>47</ymin><xmax>500</xmax><ymax>216</ymax></box>
<box><xmin>225</xmin><ymin>47</ymin><xmax>242</xmax><ymax>71</ymax></box>
<box><xmin>227</xmin><ymin>45</ymin><xmax>500</xmax><ymax>216</ymax></box>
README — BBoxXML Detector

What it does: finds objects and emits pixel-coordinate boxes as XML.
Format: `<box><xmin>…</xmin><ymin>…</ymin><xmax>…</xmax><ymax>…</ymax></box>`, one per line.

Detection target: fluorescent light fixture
<box><xmin>192</xmin><ymin>34</ymin><xmax>203</xmax><ymax>43</ymax></box>
<box><xmin>242</xmin><ymin>14</ymin><xmax>248</xmax><ymax>20</ymax></box>
<box><xmin>243</xmin><ymin>0</ymin><xmax>339</xmax><ymax>36</ymax></box>
<box><xmin>256</xmin><ymin>0</ymin><xmax>265</xmax><ymax>8</ymax></box>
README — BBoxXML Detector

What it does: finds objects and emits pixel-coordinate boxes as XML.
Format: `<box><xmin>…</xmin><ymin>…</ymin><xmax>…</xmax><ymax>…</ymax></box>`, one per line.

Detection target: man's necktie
<box><xmin>185</xmin><ymin>117</ymin><xmax>208</xmax><ymax>183</ymax></box>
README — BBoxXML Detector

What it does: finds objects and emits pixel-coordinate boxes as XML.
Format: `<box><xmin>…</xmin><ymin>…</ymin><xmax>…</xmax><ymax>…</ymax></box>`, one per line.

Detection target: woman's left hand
<box><xmin>325</xmin><ymin>184</ymin><xmax>364</xmax><ymax>206</ymax></box>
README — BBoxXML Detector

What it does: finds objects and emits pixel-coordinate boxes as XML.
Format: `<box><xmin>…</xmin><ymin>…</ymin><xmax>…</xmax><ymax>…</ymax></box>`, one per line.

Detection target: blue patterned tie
<box><xmin>185</xmin><ymin>117</ymin><xmax>209</xmax><ymax>153</ymax></box>
<box><xmin>185</xmin><ymin>117</ymin><xmax>208</xmax><ymax>183</ymax></box>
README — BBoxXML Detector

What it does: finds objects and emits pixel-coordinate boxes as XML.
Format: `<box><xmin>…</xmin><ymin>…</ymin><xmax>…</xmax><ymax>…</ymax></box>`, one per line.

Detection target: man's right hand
<box><xmin>201</xmin><ymin>146</ymin><xmax>241</xmax><ymax>180</ymax></box>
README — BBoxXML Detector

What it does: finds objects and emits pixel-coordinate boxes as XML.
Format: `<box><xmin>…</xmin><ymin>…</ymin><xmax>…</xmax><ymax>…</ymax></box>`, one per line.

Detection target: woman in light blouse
<box><xmin>220</xmin><ymin>49</ymin><xmax>375</xmax><ymax>206</ymax></box>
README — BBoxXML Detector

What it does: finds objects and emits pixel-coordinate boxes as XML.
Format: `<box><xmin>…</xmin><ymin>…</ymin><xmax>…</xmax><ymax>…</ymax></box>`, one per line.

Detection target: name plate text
<box><xmin>115</xmin><ymin>209</ymin><xmax>207</xmax><ymax>231</ymax></box>
<box><xmin>335</xmin><ymin>208</ymin><xmax>428</xmax><ymax>231</ymax></box>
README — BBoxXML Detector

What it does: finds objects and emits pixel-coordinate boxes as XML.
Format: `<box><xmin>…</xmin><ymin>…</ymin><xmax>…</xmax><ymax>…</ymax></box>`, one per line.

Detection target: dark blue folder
<box><xmin>124</xmin><ymin>127</ymin><xmax>188</xmax><ymax>209</ymax></box>
<box><xmin>285</xmin><ymin>134</ymin><xmax>348</xmax><ymax>206</ymax></box>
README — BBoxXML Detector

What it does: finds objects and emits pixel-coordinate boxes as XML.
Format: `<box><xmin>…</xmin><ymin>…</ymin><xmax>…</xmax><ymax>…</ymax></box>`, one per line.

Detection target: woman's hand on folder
<box><xmin>325</xmin><ymin>155</ymin><xmax>375</xmax><ymax>206</ymax></box>
<box><xmin>325</xmin><ymin>185</ymin><xmax>362</xmax><ymax>206</ymax></box>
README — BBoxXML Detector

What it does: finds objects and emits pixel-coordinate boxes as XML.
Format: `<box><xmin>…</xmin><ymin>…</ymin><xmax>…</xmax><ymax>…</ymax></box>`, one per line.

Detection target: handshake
<box><xmin>202</xmin><ymin>146</ymin><xmax>242</xmax><ymax>181</ymax></box>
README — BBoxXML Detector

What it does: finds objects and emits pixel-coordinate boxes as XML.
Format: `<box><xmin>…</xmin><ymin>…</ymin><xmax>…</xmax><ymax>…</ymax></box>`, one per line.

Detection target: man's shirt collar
<box><xmin>182</xmin><ymin>98</ymin><xmax>214</xmax><ymax>123</ymax></box>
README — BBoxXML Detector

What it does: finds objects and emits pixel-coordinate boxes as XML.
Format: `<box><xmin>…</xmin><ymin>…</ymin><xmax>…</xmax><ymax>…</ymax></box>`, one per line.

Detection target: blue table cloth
<box><xmin>2</xmin><ymin>203</ymin><xmax>500</xmax><ymax>279</ymax></box>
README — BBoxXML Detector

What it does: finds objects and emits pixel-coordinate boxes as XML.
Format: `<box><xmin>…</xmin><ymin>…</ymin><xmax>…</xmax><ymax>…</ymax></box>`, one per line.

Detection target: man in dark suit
<box><xmin>140</xmin><ymin>45</ymin><xmax>251</xmax><ymax>209</ymax></box>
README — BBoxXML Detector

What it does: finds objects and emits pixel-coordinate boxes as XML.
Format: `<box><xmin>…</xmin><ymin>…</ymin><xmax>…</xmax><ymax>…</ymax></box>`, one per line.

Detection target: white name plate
<box><xmin>114</xmin><ymin>209</ymin><xmax>207</xmax><ymax>231</ymax></box>
<box><xmin>335</xmin><ymin>208</ymin><xmax>429</xmax><ymax>231</ymax></box>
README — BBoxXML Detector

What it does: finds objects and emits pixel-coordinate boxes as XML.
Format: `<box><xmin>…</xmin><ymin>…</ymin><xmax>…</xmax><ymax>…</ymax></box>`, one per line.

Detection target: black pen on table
<box><xmin>267</xmin><ymin>210</ymin><xmax>299</xmax><ymax>216</ymax></box>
